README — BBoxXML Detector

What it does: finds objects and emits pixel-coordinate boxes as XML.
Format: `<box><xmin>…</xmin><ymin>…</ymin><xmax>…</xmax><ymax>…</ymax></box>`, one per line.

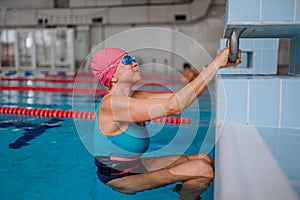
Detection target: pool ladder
<box><xmin>226</xmin><ymin>28</ymin><xmax>246</xmax><ymax>62</ymax></box>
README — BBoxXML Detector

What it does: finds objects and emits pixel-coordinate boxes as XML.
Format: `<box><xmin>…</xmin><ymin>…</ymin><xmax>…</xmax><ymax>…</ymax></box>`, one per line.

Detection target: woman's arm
<box><xmin>132</xmin><ymin>90</ymin><xmax>173</xmax><ymax>99</ymax></box>
<box><xmin>166</xmin><ymin>47</ymin><xmax>241</xmax><ymax>114</ymax></box>
<box><xmin>109</xmin><ymin>47</ymin><xmax>240</xmax><ymax>123</ymax></box>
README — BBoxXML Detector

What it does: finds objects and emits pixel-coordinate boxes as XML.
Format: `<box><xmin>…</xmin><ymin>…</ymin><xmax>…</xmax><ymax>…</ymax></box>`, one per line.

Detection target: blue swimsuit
<box><xmin>94</xmin><ymin>100</ymin><xmax>150</xmax><ymax>184</ymax></box>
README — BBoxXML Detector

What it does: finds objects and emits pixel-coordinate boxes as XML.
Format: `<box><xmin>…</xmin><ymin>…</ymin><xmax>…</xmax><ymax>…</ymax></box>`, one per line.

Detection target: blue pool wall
<box><xmin>214</xmin><ymin>75</ymin><xmax>300</xmax><ymax>200</ymax></box>
<box><xmin>216</xmin><ymin>75</ymin><xmax>300</xmax><ymax>128</ymax></box>
<box><xmin>217</xmin><ymin>0</ymin><xmax>300</xmax><ymax>199</ymax></box>
<box><xmin>218</xmin><ymin>38</ymin><xmax>279</xmax><ymax>74</ymax></box>
<box><xmin>226</xmin><ymin>0</ymin><xmax>299</xmax><ymax>23</ymax></box>
<box><xmin>224</xmin><ymin>0</ymin><xmax>300</xmax><ymax>74</ymax></box>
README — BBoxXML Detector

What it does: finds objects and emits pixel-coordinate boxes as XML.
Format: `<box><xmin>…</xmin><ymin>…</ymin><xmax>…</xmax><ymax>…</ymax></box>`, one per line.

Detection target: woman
<box><xmin>91</xmin><ymin>47</ymin><xmax>240</xmax><ymax>200</ymax></box>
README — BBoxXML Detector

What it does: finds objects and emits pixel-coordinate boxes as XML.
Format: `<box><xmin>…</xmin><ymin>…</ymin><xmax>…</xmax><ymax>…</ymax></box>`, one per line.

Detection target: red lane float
<box><xmin>151</xmin><ymin>117</ymin><xmax>191</xmax><ymax>124</ymax></box>
<box><xmin>0</xmin><ymin>106</ymin><xmax>95</xmax><ymax>119</ymax></box>
<box><xmin>0</xmin><ymin>106</ymin><xmax>190</xmax><ymax>124</ymax></box>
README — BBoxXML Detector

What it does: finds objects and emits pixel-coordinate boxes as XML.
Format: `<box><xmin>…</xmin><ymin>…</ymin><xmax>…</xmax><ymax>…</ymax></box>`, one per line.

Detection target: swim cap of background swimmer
<box><xmin>91</xmin><ymin>48</ymin><xmax>126</xmax><ymax>87</ymax></box>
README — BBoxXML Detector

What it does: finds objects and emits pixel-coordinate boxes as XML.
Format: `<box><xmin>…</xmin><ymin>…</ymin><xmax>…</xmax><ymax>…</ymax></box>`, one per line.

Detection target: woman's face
<box><xmin>116</xmin><ymin>54</ymin><xmax>141</xmax><ymax>84</ymax></box>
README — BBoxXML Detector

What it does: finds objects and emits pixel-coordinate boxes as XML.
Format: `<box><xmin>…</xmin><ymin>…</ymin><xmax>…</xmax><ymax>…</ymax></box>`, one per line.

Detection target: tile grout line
<box><xmin>276</xmin><ymin>80</ymin><xmax>282</xmax><ymax>156</ymax></box>
<box><xmin>247</xmin><ymin>79</ymin><xmax>250</xmax><ymax>124</ymax></box>
<box><xmin>294</xmin><ymin>0</ymin><xmax>297</xmax><ymax>22</ymax></box>
<box><xmin>261</xmin><ymin>40</ymin><xmax>264</xmax><ymax>75</ymax></box>
<box><xmin>259</xmin><ymin>0</ymin><xmax>263</xmax><ymax>22</ymax></box>
<box><xmin>279</xmin><ymin>79</ymin><xmax>282</xmax><ymax>128</ymax></box>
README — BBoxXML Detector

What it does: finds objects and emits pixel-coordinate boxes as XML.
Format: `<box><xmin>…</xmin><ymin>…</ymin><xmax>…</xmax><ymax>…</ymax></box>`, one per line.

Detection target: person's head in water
<box><xmin>183</xmin><ymin>63</ymin><xmax>191</xmax><ymax>70</ymax></box>
<box><xmin>91</xmin><ymin>48</ymin><xmax>141</xmax><ymax>89</ymax></box>
<box><xmin>181</xmin><ymin>62</ymin><xmax>199</xmax><ymax>83</ymax></box>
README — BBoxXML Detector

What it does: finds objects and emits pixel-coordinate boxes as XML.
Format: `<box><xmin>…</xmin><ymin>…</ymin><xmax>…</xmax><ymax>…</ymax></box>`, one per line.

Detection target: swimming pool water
<box><xmin>0</xmin><ymin>77</ymin><xmax>215</xmax><ymax>200</ymax></box>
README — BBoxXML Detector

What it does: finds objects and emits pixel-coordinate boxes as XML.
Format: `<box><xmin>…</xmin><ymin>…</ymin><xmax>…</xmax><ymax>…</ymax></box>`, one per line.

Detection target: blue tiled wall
<box><xmin>281</xmin><ymin>79</ymin><xmax>300</xmax><ymax>127</ymax></box>
<box><xmin>289</xmin><ymin>35</ymin><xmax>300</xmax><ymax>75</ymax></box>
<box><xmin>262</xmin><ymin>0</ymin><xmax>295</xmax><ymax>21</ymax></box>
<box><xmin>249</xmin><ymin>79</ymin><xmax>280</xmax><ymax>126</ymax></box>
<box><xmin>226</xmin><ymin>0</ymin><xmax>298</xmax><ymax>22</ymax></box>
<box><xmin>218</xmin><ymin>38</ymin><xmax>279</xmax><ymax>74</ymax></box>
<box><xmin>216</xmin><ymin>78</ymin><xmax>248</xmax><ymax>123</ymax></box>
<box><xmin>227</xmin><ymin>0</ymin><xmax>261</xmax><ymax>22</ymax></box>
<box><xmin>216</xmin><ymin>75</ymin><xmax>300</xmax><ymax>128</ymax></box>
<box><xmin>224</xmin><ymin>0</ymin><xmax>300</xmax><ymax>39</ymax></box>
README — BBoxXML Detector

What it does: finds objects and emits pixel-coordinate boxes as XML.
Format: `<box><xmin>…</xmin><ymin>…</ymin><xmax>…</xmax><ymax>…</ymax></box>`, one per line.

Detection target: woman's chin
<box><xmin>135</xmin><ymin>73</ymin><xmax>142</xmax><ymax>81</ymax></box>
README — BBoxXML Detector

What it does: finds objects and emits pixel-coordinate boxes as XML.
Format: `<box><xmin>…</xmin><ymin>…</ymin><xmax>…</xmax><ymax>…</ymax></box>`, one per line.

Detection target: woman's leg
<box><xmin>168</xmin><ymin>158</ymin><xmax>214</xmax><ymax>200</ymax></box>
<box><xmin>106</xmin><ymin>156</ymin><xmax>214</xmax><ymax>199</ymax></box>
<box><xmin>177</xmin><ymin>177</ymin><xmax>213</xmax><ymax>200</ymax></box>
<box><xmin>141</xmin><ymin>153</ymin><xmax>214</xmax><ymax>172</ymax></box>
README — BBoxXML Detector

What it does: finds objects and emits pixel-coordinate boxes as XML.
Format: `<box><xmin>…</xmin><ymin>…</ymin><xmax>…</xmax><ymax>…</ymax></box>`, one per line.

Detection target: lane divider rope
<box><xmin>0</xmin><ymin>86</ymin><xmax>169</xmax><ymax>94</ymax></box>
<box><xmin>0</xmin><ymin>106</ymin><xmax>95</xmax><ymax>119</ymax></box>
<box><xmin>0</xmin><ymin>106</ymin><xmax>191</xmax><ymax>124</ymax></box>
<box><xmin>0</xmin><ymin>86</ymin><xmax>107</xmax><ymax>94</ymax></box>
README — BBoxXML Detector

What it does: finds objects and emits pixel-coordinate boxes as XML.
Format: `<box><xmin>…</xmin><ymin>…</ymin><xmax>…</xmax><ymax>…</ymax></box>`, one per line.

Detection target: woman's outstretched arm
<box><xmin>108</xmin><ymin>47</ymin><xmax>240</xmax><ymax>122</ymax></box>
<box><xmin>166</xmin><ymin>47</ymin><xmax>241</xmax><ymax>114</ymax></box>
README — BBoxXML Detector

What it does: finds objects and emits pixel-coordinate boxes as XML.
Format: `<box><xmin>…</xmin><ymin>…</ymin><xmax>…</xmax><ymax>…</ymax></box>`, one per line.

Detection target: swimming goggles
<box><xmin>121</xmin><ymin>55</ymin><xmax>137</xmax><ymax>65</ymax></box>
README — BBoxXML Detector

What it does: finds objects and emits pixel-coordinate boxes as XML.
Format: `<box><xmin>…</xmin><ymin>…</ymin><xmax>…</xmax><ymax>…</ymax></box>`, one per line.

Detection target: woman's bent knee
<box><xmin>169</xmin><ymin>159</ymin><xmax>214</xmax><ymax>179</ymax></box>
<box><xmin>187</xmin><ymin>154</ymin><xmax>214</xmax><ymax>165</ymax></box>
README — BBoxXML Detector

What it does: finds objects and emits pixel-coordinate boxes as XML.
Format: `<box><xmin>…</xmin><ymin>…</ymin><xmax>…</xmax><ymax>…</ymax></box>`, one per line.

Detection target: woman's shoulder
<box><xmin>99</xmin><ymin>94</ymin><xmax>112</xmax><ymax>108</ymax></box>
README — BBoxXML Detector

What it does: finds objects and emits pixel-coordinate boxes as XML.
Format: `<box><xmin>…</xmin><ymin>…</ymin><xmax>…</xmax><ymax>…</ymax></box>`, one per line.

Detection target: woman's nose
<box><xmin>132</xmin><ymin>61</ymin><xmax>138</xmax><ymax>68</ymax></box>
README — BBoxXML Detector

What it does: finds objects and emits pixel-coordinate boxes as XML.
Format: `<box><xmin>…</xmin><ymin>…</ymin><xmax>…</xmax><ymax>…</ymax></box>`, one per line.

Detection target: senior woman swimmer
<box><xmin>91</xmin><ymin>47</ymin><xmax>241</xmax><ymax>200</ymax></box>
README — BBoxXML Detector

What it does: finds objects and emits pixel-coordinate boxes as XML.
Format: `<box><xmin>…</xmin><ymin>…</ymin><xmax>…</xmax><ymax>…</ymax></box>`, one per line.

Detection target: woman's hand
<box><xmin>215</xmin><ymin>47</ymin><xmax>241</xmax><ymax>68</ymax></box>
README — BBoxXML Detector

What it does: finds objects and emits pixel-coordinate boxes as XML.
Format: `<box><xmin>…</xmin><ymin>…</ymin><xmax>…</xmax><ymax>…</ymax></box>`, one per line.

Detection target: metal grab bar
<box><xmin>226</xmin><ymin>28</ymin><xmax>245</xmax><ymax>62</ymax></box>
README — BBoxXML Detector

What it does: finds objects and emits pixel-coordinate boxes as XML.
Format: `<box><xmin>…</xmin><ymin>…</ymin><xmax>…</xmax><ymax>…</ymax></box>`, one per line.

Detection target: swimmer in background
<box><xmin>181</xmin><ymin>62</ymin><xmax>200</xmax><ymax>83</ymax></box>
<box><xmin>91</xmin><ymin>47</ymin><xmax>241</xmax><ymax>200</ymax></box>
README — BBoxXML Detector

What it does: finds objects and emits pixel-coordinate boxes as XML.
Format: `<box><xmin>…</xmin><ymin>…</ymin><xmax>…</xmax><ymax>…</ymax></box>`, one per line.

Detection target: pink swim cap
<box><xmin>91</xmin><ymin>48</ymin><xmax>126</xmax><ymax>87</ymax></box>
